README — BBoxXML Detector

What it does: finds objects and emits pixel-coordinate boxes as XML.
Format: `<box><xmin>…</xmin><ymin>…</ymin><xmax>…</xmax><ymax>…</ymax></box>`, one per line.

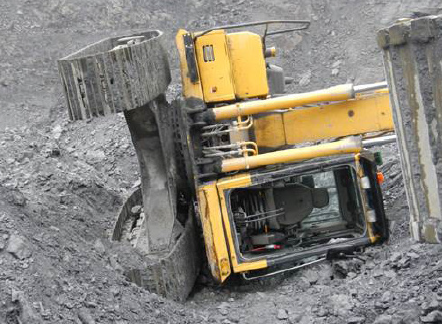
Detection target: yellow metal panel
<box><xmin>216</xmin><ymin>174</ymin><xmax>268</xmax><ymax>273</ymax></box>
<box><xmin>195</xmin><ymin>30</ymin><xmax>236</xmax><ymax>103</ymax></box>
<box><xmin>282</xmin><ymin>93</ymin><xmax>393</xmax><ymax>145</ymax></box>
<box><xmin>216</xmin><ymin>173</ymin><xmax>253</xmax><ymax>189</ymax></box>
<box><xmin>227</xmin><ymin>32</ymin><xmax>269</xmax><ymax>99</ymax></box>
<box><xmin>253</xmin><ymin>114</ymin><xmax>286</xmax><ymax>148</ymax></box>
<box><xmin>197</xmin><ymin>183</ymin><xmax>232</xmax><ymax>282</ymax></box>
<box><xmin>175</xmin><ymin>29</ymin><xmax>204</xmax><ymax>100</ymax></box>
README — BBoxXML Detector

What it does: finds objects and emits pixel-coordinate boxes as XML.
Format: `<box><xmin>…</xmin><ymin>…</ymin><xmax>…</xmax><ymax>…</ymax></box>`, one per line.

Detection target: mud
<box><xmin>2</xmin><ymin>0</ymin><xmax>442</xmax><ymax>323</ymax></box>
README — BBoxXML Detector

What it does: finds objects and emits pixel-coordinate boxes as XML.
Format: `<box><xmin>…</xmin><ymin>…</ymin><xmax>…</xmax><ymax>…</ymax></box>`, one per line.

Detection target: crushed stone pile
<box><xmin>2</xmin><ymin>0</ymin><xmax>442</xmax><ymax>323</ymax></box>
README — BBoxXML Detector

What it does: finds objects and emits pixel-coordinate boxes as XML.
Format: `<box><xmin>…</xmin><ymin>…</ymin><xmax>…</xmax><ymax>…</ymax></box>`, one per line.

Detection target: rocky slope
<box><xmin>2</xmin><ymin>0</ymin><xmax>442</xmax><ymax>323</ymax></box>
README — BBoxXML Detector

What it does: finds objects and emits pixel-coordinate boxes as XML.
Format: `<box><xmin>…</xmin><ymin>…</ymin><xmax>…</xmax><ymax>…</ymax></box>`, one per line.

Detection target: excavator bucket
<box><xmin>58</xmin><ymin>30</ymin><xmax>201</xmax><ymax>301</ymax></box>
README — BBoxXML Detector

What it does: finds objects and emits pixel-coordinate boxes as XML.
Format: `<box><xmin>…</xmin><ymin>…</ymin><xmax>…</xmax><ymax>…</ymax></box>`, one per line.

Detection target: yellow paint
<box><xmin>195</xmin><ymin>30</ymin><xmax>236</xmax><ymax>102</ymax></box>
<box><xmin>253</xmin><ymin>114</ymin><xmax>286</xmax><ymax>148</ymax></box>
<box><xmin>196</xmin><ymin>173</ymin><xmax>267</xmax><ymax>277</ymax></box>
<box><xmin>283</xmin><ymin>93</ymin><xmax>393</xmax><ymax>145</ymax></box>
<box><xmin>177</xmin><ymin>29</ymin><xmax>270</xmax><ymax>103</ymax></box>
<box><xmin>216</xmin><ymin>174</ymin><xmax>268</xmax><ymax>272</ymax></box>
<box><xmin>197</xmin><ymin>183</ymin><xmax>231</xmax><ymax>282</ymax></box>
<box><xmin>226</xmin><ymin>32</ymin><xmax>269</xmax><ymax>99</ymax></box>
<box><xmin>354</xmin><ymin>154</ymin><xmax>377</xmax><ymax>243</ymax></box>
<box><xmin>175</xmin><ymin>29</ymin><xmax>204</xmax><ymax>100</ymax></box>
<box><xmin>221</xmin><ymin>136</ymin><xmax>362</xmax><ymax>172</ymax></box>
<box><xmin>212</xmin><ymin>84</ymin><xmax>354</xmax><ymax>121</ymax></box>
<box><xmin>254</xmin><ymin>92</ymin><xmax>393</xmax><ymax>148</ymax></box>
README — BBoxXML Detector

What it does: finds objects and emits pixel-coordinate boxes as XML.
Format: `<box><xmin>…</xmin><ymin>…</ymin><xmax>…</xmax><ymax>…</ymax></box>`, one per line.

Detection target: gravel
<box><xmin>2</xmin><ymin>0</ymin><xmax>442</xmax><ymax>323</ymax></box>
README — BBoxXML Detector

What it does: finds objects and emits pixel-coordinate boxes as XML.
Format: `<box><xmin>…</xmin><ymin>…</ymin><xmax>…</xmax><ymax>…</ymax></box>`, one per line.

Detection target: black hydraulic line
<box><xmin>266</xmin><ymin>26</ymin><xmax>310</xmax><ymax>36</ymax></box>
<box><xmin>196</xmin><ymin>20</ymin><xmax>310</xmax><ymax>38</ymax></box>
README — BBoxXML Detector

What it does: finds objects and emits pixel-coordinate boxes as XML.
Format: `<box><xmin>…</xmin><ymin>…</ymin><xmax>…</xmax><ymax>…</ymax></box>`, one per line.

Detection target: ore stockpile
<box><xmin>2</xmin><ymin>1</ymin><xmax>442</xmax><ymax>323</ymax></box>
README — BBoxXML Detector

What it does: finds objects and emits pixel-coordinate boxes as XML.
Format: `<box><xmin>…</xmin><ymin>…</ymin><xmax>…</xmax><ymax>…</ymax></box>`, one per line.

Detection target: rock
<box><xmin>381</xmin><ymin>291</ymin><xmax>392</xmax><ymax>303</ymax></box>
<box><xmin>110</xmin><ymin>286</ymin><xmax>120</xmax><ymax>296</ymax></box>
<box><xmin>421</xmin><ymin>298</ymin><xmax>440</xmax><ymax>315</ymax></box>
<box><xmin>93</xmin><ymin>239</ymin><xmax>106</xmax><ymax>255</ymax></box>
<box><xmin>333</xmin><ymin>260</ymin><xmax>349</xmax><ymax>277</ymax></box>
<box><xmin>217</xmin><ymin>302</ymin><xmax>230</xmax><ymax>316</ymax></box>
<box><xmin>0</xmin><ymin>233</ymin><xmax>9</xmax><ymax>250</ymax></box>
<box><xmin>365</xmin><ymin>260</ymin><xmax>375</xmax><ymax>270</ymax></box>
<box><xmin>373</xmin><ymin>269</ymin><xmax>384</xmax><ymax>278</ymax></box>
<box><xmin>373</xmin><ymin>314</ymin><xmax>392</xmax><ymax>324</ymax></box>
<box><xmin>219</xmin><ymin>307</ymin><xmax>229</xmax><ymax>316</ymax></box>
<box><xmin>301</xmin><ymin>268</ymin><xmax>319</xmax><ymax>285</ymax></box>
<box><xmin>397</xmin><ymin>256</ymin><xmax>411</xmax><ymax>269</ymax></box>
<box><xmin>288</xmin><ymin>313</ymin><xmax>303</xmax><ymax>323</ymax></box>
<box><xmin>316</xmin><ymin>307</ymin><xmax>329</xmax><ymax>317</ymax></box>
<box><xmin>50</xmin><ymin>147</ymin><xmax>61</xmax><ymax>157</ymax></box>
<box><xmin>78</xmin><ymin>308</ymin><xmax>96</xmax><ymax>324</ymax></box>
<box><xmin>384</xmin><ymin>270</ymin><xmax>397</xmax><ymax>278</ymax></box>
<box><xmin>421</xmin><ymin>310</ymin><xmax>442</xmax><ymax>323</ymax></box>
<box><xmin>298</xmin><ymin>70</ymin><xmax>312</xmax><ymax>87</ymax></box>
<box><xmin>132</xmin><ymin>179</ymin><xmax>141</xmax><ymax>188</ymax></box>
<box><xmin>331</xmin><ymin>68</ymin><xmax>339</xmax><ymax>76</ymax></box>
<box><xmin>347</xmin><ymin>272</ymin><xmax>357</xmax><ymax>279</ymax></box>
<box><xmin>394</xmin><ymin>309</ymin><xmax>420</xmax><ymax>323</ymax></box>
<box><xmin>347</xmin><ymin>316</ymin><xmax>365</xmax><ymax>324</ymax></box>
<box><xmin>374</xmin><ymin>301</ymin><xmax>388</xmax><ymax>310</ymax></box>
<box><xmin>389</xmin><ymin>252</ymin><xmax>402</xmax><ymax>263</ymax></box>
<box><xmin>8</xmin><ymin>189</ymin><xmax>26</xmax><ymax>206</ymax></box>
<box><xmin>52</xmin><ymin>125</ymin><xmax>63</xmax><ymax>140</ymax></box>
<box><xmin>85</xmin><ymin>150</ymin><xmax>106</xmax><ymax>164</ymax></box>
<box><xmin>108</xmin><ymin>255</ymin><xmax>124</xmax><ymax>273</ymax></box>
<box><xmin>332</xmin><ymin>60</ymin><xmax>342</xmax><ymax>68</ymax></box>
<box><xmin>131</xmin><ymin>205</ymin><xmax>142</xmax><ymax>215</ymax></box>
<box><xmin>331</xmin><ymin>294</ymin><xmax>352</xmax><ymax>317</ymax></box>
<box><xmin>6</xmin><ymin>234</ymin><xmax>32</xmax><ymax>259</ymax></box>
<box><xmin>276</xmin><ymin>309</ymin><xmax>288</xmax><ymax>320</ymax></box>
<box><xmin>10</xmin><ymin>290</ymin><xmax>42</xmax><ymax>323</ymax></box>
<box><xmin>407</xmin><ymin>252</ymin><xmax>420</xmax><ymax>259</ymax></box>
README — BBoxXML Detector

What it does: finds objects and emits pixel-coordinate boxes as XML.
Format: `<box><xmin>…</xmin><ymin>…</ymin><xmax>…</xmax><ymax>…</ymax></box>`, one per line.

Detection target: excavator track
<box><xmin>58</xmin><ymin>31</ymin><xmax>201</xmax><ymax>301</ymax></box>
<box><xmin>112</xmin><ymin>188</ymin><xmax>200</xmax><ymax>301</ymax></box>
<box><xmin>58</xmin><ymin>30</ymin><xmax>171</xmax><ymax>120</ymax></box>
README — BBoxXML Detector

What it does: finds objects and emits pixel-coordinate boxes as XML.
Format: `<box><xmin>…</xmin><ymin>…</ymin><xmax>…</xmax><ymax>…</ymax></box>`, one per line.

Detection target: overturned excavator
<box><xmin>58</xmin><ymin>21</ymin><xmax>395</xmax><ymax>300</ymax></box>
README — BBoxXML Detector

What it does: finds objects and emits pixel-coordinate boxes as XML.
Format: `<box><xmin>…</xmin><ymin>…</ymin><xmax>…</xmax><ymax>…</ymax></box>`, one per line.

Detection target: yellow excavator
<box><xmin>58</xmin><ymin>20</ymin><xmax>394</xmax><ymax>300</ymax></box>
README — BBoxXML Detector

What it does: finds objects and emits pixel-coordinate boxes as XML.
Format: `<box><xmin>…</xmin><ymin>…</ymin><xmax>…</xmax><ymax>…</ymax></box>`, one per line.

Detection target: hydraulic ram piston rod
<box><xmin>221</xmin><ymin>136</ymin><xmax>362</xmax><ymax>172</ymax></box>
<box><xmin>209</xmin><ymin>82</ymin><xmax>388</xmax><ymax>122</ymax></box>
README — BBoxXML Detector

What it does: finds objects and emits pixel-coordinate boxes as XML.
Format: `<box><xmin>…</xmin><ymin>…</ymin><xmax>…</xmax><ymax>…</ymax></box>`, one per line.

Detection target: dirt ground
<box><xmin>2</xmin><ymin>0</ymin><xmax>442</xmax><ymax>323</ymax></box>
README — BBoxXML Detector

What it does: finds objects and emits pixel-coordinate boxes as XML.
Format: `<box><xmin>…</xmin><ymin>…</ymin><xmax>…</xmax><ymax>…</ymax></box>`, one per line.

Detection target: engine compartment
<box><xmin>229</xmin><ymin>165</ymin><xmax>366</xmax><ymax>257</ymax></box>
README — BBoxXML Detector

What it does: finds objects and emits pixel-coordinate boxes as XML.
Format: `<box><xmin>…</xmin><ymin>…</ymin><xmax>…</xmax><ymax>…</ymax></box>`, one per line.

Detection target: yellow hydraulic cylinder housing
<box><xmin>181</xmin><ymin>29</ymin><xmax>269</xmax><ymax>103</ymax></box>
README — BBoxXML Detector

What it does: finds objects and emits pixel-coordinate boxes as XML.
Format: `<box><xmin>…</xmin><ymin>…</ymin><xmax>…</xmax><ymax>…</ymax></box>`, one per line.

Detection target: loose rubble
<box><xmin>2</xmin><ymin>0</ymin><xmax>442</xmax><ymax>323</ymax></box>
